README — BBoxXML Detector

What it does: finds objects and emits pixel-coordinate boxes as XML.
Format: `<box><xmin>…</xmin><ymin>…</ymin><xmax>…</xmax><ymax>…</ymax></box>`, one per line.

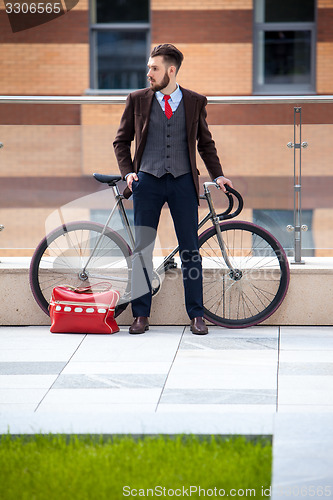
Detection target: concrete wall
<box><xmin>1</xmin><ymin>259</ymin><xmax>332</xmax><ymax>328</ymax></box>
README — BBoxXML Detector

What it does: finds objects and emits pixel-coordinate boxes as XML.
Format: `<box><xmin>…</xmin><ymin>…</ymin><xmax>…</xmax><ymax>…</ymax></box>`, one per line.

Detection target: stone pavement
<box><xmin>0</xmin><ymin>324</ymin><xmax>332</xmax><ymax>498</ymax></box>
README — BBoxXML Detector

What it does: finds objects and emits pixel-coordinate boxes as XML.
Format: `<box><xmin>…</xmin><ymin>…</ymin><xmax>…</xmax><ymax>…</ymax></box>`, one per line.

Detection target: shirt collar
<box><xmin>155</xmin><ymin>84</ymin><xmax>182</xmax><ymax>104</ymax></box>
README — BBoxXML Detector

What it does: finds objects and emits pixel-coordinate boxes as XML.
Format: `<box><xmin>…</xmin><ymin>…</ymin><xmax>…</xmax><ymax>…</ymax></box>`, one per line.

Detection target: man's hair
<box><xmin>150</xmin><ymin>44</ymin><xmax>184</xmax><ymax>73</ymax></box>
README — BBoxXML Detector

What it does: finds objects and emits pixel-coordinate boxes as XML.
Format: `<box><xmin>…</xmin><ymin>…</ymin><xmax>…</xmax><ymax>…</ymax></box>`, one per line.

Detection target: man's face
<box><xmin>147</xmin><ymin>56</ymin><xmax>170</xmax><ymax>92</ymax></box>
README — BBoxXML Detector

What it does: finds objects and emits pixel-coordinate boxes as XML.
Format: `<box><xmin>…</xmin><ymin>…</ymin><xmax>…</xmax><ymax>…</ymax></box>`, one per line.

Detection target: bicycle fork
<box><xmin>203</xmin><ymin>184</ymin><xmax>235</xmax><ymax>273</ymax></box>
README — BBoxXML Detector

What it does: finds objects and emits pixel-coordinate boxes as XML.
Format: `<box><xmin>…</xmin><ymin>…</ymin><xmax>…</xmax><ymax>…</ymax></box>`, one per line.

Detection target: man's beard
<box><xmin>149</xmin><ymin>72</ymin><xmax>170</xmax><ymax>92</ymax></box>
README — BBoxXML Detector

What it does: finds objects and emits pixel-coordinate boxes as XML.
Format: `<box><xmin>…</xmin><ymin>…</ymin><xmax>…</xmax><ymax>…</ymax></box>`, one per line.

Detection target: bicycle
<box><xmin>29</xmin><ymin>173</ymin><xmax>290</xmax><ymax>328</ymax></box>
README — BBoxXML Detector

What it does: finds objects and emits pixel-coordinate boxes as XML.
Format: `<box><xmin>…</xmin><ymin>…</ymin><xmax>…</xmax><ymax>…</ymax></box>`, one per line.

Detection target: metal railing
<box><xmin>1</xmin><ymin>94</ymin><xmax>333</xmax><ymax>262</ymax></box>
<box><xmin>0</xmin><ymin>95</ymin><xmax>333</xmax><ymax>104</ymax></box>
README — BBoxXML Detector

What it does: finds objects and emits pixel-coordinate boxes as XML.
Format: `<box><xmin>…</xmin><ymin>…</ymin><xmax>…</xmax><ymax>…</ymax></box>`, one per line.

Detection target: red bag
<box><xmin>49</xmin><ymin>284</ymin><xmax>120</xmax><ymax>334</ymax></box>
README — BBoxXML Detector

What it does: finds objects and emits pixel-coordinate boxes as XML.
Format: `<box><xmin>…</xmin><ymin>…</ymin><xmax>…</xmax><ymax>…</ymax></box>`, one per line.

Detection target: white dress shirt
<box><xmin>155</xmin><ymin>84</ymin><xmax>183</xmax><ymax>113</ymax></box>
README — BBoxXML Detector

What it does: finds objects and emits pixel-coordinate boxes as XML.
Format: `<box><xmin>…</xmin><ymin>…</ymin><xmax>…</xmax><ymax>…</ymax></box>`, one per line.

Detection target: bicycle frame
<box><xmin>30</xmin><ymin>173</ymin><xmax>289</xmax><ymax>327</ymax></box>
<box><xmin>81</xmin><ymin>183</ymin><xmax>135</xmax><ymax>276</ymax></box>
<box><xmin>91</xmin><ymin>181</ymin><xmax>239</xmax><ymax>278</ymax></box>
<box><xmin>155</xmin><ymin>182</ymin><xmax>235</xmax><ymax>274</ymax></box>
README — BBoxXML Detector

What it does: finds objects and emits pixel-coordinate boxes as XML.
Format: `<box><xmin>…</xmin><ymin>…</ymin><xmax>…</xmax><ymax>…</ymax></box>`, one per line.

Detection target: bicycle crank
<box><xmin>151</xmin><ymin>270</ymin><xmax>162</xmax><ymax>296</ymax></box>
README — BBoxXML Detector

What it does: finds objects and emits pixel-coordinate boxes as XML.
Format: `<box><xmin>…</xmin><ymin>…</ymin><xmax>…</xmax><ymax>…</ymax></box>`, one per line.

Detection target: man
<box><xmin>113</xmin><ymin>43</ymin><xmax>233</xmax><ymax>335</ymax></box>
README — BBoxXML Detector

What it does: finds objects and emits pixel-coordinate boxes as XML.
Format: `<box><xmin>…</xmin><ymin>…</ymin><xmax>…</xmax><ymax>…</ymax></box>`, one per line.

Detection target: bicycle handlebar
<box><xmin>222</xmin><ymin>184</ymin><xmax>244</xmax><ymax>219</ymax></box>
<box><xmin>202</xmin><ymin>181</ymin><xmax>244</xmax><ymax>220</ymax></box>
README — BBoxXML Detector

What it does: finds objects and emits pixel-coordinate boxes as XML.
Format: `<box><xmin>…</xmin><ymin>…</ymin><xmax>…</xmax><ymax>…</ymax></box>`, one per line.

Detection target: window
<box><xmin>253</xmin><ymin>0</ymin><xmax>316</xmax><ymax>94</ymax></box>
<box><xmin>90</xmin><ymin>0</ymin><xmax>150</xmax><ymax>93</ymax></box>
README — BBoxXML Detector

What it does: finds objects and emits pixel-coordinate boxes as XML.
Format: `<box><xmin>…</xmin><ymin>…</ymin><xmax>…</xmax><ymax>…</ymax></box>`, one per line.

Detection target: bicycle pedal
<box><xmin>164</xmin><ymin>260</ymin><xmax>177</xmax><ymax>271</ymax></box>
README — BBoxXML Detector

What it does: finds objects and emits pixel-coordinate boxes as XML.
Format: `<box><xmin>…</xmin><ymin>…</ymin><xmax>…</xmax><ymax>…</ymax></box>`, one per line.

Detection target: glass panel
<box><xmin>253</xmin><ymin>209</ymin><xmax>314</xmax><ymax>257</ymax></box>
<box><xmin>97</xmin><ymin>31</ymin><xmax>147</xmax><ymax>90</ymax></box>
<box><xmin>263</xmin><ymin>30</ymin><xmax>312</xmax><ymax>85</ymax></box>
<box><xmin>1</xmin><ymin>100</ymin><xmax>333</xmax><ymax>261</ymax></box>
<box><xmin>91</xmin><ymin>209</ymin><xmax>134</xmax><ymax>247</ymax></box>
<box><xmin>96</xmin><ymin>0</ymin><xmax>149</xmax><ymax>23</ymax></box>
<box><xmin>264</xmin><ymin>0</ymin><xmax>315</xmax><ymax>23</ymax></box>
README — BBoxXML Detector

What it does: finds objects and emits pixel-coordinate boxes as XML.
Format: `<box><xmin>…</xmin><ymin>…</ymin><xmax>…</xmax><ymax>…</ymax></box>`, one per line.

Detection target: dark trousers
<box><xmin>131</xmin><ymin>171</ymin><xmax>203</xmax><ymax>319</ymax></box>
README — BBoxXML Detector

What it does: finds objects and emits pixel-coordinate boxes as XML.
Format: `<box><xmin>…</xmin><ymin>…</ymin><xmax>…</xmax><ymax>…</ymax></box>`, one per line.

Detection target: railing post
<box><xmin>287</xmin><ymin>107</ymin><xmax>308</xmax><ymax>264</ymax></box>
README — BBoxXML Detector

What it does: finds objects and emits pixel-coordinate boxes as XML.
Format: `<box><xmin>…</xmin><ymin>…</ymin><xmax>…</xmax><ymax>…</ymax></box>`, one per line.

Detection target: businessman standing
<box><xmin>113</xmin><ymin>43</ymin><xmax>233</xmax><ymax>335</ymax></box>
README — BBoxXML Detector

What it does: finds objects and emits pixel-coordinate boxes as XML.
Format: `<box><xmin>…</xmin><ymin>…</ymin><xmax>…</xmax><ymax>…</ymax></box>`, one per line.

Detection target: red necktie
<box><xmin>163</xmin><ymin>95</ymin><xmax>173</xmax><ymax>119</ymax></box>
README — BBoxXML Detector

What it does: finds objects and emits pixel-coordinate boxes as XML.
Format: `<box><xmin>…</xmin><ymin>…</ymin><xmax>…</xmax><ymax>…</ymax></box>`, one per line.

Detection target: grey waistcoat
<box><xmin>139</xmin><ymin>97</ymin><xmax>191</xmax><ymax>178</ymax></box>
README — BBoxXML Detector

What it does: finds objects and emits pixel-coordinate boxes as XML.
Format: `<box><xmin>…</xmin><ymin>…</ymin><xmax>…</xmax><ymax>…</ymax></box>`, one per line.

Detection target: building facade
<box><xmin>0</xmin><ymin>0</ymin><xmax>333</xmax><ymax>255</ymax></box>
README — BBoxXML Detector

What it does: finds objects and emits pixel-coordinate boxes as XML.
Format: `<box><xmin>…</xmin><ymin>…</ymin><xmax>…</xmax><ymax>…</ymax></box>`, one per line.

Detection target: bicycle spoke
<box><xmin>30</xmin><ymin>222</ymin><xmax>132</xmax><ymax>316</ymax></box>
<box><xmin>199</xmin><ymin>222</ymin><xmax>289</xmax><ymax>327</ymax></box>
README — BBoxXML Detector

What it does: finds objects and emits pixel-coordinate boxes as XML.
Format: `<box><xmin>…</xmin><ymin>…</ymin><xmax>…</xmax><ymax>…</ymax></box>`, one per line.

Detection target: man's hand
<box><xmin>215</xmin><ymin>176</ymin><xmax>233</xmax><ymax>193</ymax></box>
<box><xmin>126</xmin><ymin>172</ymin><xmax>138</xmax><ymax>191</ymax></box>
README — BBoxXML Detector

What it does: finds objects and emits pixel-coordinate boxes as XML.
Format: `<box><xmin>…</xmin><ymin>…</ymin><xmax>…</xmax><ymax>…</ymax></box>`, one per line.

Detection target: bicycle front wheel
<box><xmin>29</xmin><ymin>221</ymin><xmax>132</xmax><ymax>317</ymax></box>
<box><xmin>199</xmin><ymin>221</ymin><xmax>290</xmax><ymax>328</ymax></box>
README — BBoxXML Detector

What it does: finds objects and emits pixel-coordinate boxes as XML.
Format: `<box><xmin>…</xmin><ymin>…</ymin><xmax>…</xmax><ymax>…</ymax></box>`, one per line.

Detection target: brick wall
<box><xmin>81</xmin><ymin>103</ymin><xmax>127</xmax><ymax>175</ymax></box>
<box><xmin>151</xmin><ymin>6</ymin><xmax>253</xmax><ymax>96</ymax></box>
<box><xmin>170</xmin><ymin>43</ymin><xmax>252</xmax><ymax>95</ymax></box>
<box><xmin>318</xmin><ymin>0</ymin><xmax>333</xmax><ymax>7</ymax></box>
<box><xmin>1</xmin><ymin>0</ymin><xmax>332</xmax><ymax>97</ymax></box>
<box><xmin>317</xmin><ymin>5</ymin><xmax>333</xmax><ymax>94</ymax></box>
<box><xmin>1</xmin><ymin>0</ymin><xmax>333</xmax><ymax>256</ymax></box>
<box><xmin>151</xmin><ymin>0</ymin><xmax>252</xmax><ymax>9</ymax></box>
<box><xmin>0</xmin><ymin>0</ymin><xmax>89</xmax><ymax>95</ymax></box>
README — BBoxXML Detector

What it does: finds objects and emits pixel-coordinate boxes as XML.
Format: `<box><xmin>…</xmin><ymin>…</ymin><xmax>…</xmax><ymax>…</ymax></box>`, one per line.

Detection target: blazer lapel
<box><xmin>140</xmin><ymin>89</ymin><xmax>155</xmax><ymax>125</ymax></box>
<box><xmin>181</xmin><ymin>87</ymin><xmax>197</xmax><ymax>140</ymax></box>
<box><xmin>135</xmin><ymin>89</ymin><xmax>154</xmax><ymax>163</ymax></box>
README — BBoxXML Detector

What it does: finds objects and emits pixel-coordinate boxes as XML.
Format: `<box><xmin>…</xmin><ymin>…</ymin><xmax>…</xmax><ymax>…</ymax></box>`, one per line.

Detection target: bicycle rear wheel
<box><xmin>199</xmin><ymin>221</ymin><xmax>290</xmax><ymax>328</ymax></box>
<box><xmin>29</xmin><ymin>221</ymin><xmax>132</xmax><ymax>317</ymax></box>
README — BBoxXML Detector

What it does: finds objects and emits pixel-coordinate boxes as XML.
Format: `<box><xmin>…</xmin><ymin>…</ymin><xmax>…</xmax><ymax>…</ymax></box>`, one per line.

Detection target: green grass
<box><xmin>0</xmin><ymin>434</ymin><xmax>272</xmax><ymax>499</ymax></box>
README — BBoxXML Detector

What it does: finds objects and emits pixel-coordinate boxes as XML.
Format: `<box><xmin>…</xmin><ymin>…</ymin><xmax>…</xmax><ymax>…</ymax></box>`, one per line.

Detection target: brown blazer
<box><xmin>113</xmin><ymin>86</ymin><xmax>224</xmax><ymax>201</ymax></box>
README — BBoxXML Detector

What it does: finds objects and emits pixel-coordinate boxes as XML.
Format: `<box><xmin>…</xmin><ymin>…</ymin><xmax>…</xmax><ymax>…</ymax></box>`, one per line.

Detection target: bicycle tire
<box><xmin>199</xmin><ymin>221</ymin><xmax>290</xmax><ymax>328</ymax></box>
<box><xmin>29</xmin><ymin>221</ymin><xmax>132</xmax><ymax>317</ymax></box>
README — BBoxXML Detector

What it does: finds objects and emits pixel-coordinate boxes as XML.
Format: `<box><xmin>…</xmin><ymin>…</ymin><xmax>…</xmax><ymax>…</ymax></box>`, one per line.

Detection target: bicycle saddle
<box><xmin>93</xmin><ymin>173</ymin><xmax>122</xmax><ymax>186</ymax></box>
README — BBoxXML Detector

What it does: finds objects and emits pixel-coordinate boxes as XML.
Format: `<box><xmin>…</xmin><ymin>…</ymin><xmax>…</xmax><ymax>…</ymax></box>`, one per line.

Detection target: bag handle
<box><xmin>62</xmin><ymin>282</ymin><xmax>113</xmax><ymax>294</ymax></box>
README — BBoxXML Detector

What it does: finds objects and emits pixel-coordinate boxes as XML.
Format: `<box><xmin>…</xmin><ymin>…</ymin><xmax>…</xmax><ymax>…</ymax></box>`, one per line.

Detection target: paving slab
<box><xmin>0</xmin><ymin>325</ymin><xmax>332</xmax><ymax>498</ymax></box>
